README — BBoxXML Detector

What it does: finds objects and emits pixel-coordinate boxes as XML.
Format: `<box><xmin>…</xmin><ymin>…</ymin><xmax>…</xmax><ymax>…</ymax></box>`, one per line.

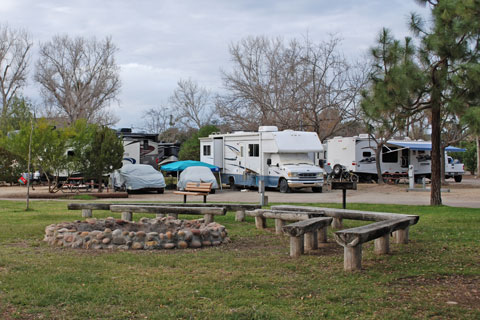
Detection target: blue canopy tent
<box><xmin>160</xmin><ymin>160</ymin><xmax>220</xmax><ymax>172</ymax></box>
<box><xmin>387</xmin><ymin>141</ymin><xmax>465</xmax><ymax>152</ymax></box>
<box><xmin>160</xmin><ymin>160</ymin><xmax>221</xmax><ymax>190</ymax></box>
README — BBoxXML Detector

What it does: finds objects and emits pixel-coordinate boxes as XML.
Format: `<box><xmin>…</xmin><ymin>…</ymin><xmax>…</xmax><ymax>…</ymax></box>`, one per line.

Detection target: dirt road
<box><xmin>1</xmin><ymin>175</ymin><xmax>479</xmax><ymax>208</ymax></box>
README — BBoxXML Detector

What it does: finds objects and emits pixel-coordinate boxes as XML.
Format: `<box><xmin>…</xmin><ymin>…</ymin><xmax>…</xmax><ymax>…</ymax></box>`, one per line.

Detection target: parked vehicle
<box><xmin>445</xmin><ymin>156</ymin><xmax>464</xmax><ymax>182</ymax></box>
<box><xmin>200</xmin><ymin>126</ymin><xmax>324</xmax><ymax>193</ymax></box>
<box><xmin>177</xmin><ymin>166</ymin><xmax>219</xmax><ymax>191</ymax></box>
<box><xmin>324</xmin><ymin>135</ymin><xmax>465</xmax><ymax>182</ymax></box>
<box><xmin>111</xmin><ymin>164</ymin><xmax>166</xmax><ymax>193</ymax></box>
<box><xmin>118</xmin><ymin>128</ymin><xmax>180</xmax><ymax>168</ymax></box>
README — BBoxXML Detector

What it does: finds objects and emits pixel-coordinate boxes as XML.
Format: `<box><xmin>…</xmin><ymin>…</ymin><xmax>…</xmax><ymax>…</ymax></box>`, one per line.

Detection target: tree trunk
<box><xmin>375</xmin><ymin>144</ymin><xmax>384</xmax><ymax>184</ymax></box>
<box><xmin>430</xmin><ymin>99</ymin><xmax>442</xmax><ymax>206</ymax></box>
<box><xmin>98</xmin><ymin>176</ymin><xmax>103</xmax><ymax>193</ymax></box>
<box><xmin>45</xmin><ymin>173</ymin><xmax>53</xmax><ymax>193</ymax></box>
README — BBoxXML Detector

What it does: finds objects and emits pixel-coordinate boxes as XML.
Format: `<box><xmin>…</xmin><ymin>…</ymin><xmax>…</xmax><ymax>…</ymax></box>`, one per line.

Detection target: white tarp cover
<box><xmin>177</xmin><ymin>166</ymin><xmax>219</xmax><ymax>190</ymax></box>
<box><xmin>113</xmin><ymin>164</ymin><xmax>166</xmax><ymax>190</ymax></box>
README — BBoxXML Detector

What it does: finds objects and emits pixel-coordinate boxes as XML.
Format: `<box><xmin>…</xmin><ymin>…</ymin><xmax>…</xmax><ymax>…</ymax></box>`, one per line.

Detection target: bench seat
<box><xmin>173</xmin><ymin>182</ymin><xmax>213</xmax><ymax>203</ymax></box>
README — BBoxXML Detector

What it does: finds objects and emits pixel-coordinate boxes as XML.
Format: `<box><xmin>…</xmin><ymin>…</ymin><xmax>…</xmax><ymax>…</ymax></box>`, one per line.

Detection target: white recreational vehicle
<box><xmin>200</xmin><ymin>126</ymin><xmax>325</xmax><ymax>192</ymax></box>
<box><xmin>325</xmin><ymin>135</ymin><xmax>465</xmax><ymax>182</ymax></box>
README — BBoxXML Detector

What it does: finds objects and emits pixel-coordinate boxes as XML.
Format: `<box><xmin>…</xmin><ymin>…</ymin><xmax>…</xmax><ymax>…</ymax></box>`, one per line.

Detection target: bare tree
<box><xmin>218</xmin><ymin>35</ymin><xmax>365</xmax><ymax>137</ymax></box>
<box><xmin>218</xmin><ymin>36</ymin><xmax>303</xmax><ymax>131</ymax></box>
<box><xmin>35</xmin><ymin>35</ymin><xmax>120</xmax><ymax>125</ymax></box>
<box><xmin>170</xmin><ymin>78</ymin><xmax>215</xmax><ymax>129</ymax></box>
<box><xmin>141</xmin><ymin>104</ymin><xmax>175</xmax><ymax>134</ymax></box>
<box><xmin>0</xmin><ymin>25</ymin><xmax>32</xmax><ymax>133</ymax></box>
<box><xmin>298</xmin><ymin>36</ymin><xmax>369</xmax><ymax>140</ymax></box>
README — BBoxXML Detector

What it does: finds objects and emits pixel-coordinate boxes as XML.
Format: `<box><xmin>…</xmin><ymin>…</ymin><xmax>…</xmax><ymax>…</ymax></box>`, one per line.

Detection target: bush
<box><xmin>178</xmin><ymin>125</ymin><xmax>219</xmax><ymax>160</ymax></box>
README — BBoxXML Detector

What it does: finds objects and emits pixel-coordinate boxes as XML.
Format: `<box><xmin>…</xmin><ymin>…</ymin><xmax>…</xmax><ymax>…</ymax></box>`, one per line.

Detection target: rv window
<box><xmin>240</xmin><ymin>146</ymin><xmax>244</xmax><ymax>157</ymax></box>
<box><xmin>143</xmin><ymin>140</ymin><xmax>149</xmax><ymax>151</ymax></box>
<box><xmin>382</xmin><ymin>146</ymin><xmax>398</xmax><ymax>163</ymax></box>
<box><xmin>362</xmin><ymin>151</ymin><xmax>372</xmax><ymax>157</ymax></box>
<box><xmin>248</xmin><ymin>144</ymin><xmax>259</xmax><ymax>157</ymax></box>
<box><xmin>203</xmin><ymin>145</ymin><xmax>211</xmax><ymax>156</ymax></box>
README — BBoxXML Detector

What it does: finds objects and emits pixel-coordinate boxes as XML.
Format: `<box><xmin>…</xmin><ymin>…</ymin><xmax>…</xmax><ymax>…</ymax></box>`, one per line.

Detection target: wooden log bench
<box><xmin>173</xmin><ymin>182</ymin><xmax>213</xmax><ymax>203</ymax></box>
<box><xmin>334</xmin><ymin>217</ymin><xmax>418</xmax><ymax>271</ymax></box>
<box><xmin>271</xmin><ymin>205</ymin><xmax>418</xmax><ymax>242</ymax></box>
<box><xmin>109</xmin><ymin>205</ymin><xmax>226</xmax><ymax>223</ymax></box>
<box><xmin>131</xmin><ymin>203</ymin><xmax>261</xmax><ymax>222</ymax></box>
<box><xmin>68</xmin><ymin>202</ymin><xmax>260</xmax><ymax>220</ymax></box>
<box><xmin>282</xmin><ymin>217</ymin><xmax>333</xmax><ymax>257</ymax></box>
<box><xmin>245</xmin><ymin>209</ymin><xmax>324</xmax><ymax>234</ymax></box>
<box><xmin>67</xmin><ymin>203</ymin><xmax>111</xmax><ymax>218</ymax></box>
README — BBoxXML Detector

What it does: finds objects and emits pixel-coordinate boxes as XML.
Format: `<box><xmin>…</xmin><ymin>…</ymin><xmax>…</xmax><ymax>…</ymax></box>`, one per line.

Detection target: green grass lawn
<box><xmin>0</xmin><ymin>200</ymin><xmax>479</xmax><ymax>319</ymax></box>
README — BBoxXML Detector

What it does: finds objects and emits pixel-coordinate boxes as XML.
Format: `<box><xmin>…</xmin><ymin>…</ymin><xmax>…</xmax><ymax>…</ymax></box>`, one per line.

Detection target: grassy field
<box><xmin>0</xmin><ymin>200</ymin><xmax>479</xmax><ymax>319</ymax></box>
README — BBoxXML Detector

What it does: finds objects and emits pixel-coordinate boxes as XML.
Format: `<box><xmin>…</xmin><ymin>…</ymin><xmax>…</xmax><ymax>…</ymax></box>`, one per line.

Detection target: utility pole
<box><xmin>26</xmin><ymin>113</ymin><xmax>34</xmax><ymax>210</ymax></box>
<box><xmin>477</xmin><ymin>136</ymin><xmax>480</xmax><ymax>179</ymax></box>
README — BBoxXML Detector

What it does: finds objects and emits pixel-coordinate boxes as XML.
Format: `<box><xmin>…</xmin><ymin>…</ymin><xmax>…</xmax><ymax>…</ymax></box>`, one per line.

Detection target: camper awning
<box><xmin>387</xmin><ymin>141</ymin><xmax>465</xmax><ymax>152</ymax></box>
<box><xmin>160</xmin><ymin>160</ymin><xmax>220</xmax><ymax>172</ymax></box>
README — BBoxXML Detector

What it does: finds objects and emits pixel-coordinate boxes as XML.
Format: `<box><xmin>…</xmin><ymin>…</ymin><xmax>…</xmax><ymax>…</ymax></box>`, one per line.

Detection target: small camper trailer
<box><xmin>324</xmin><ymin>135</ymin><xmax>465</xmax><ymax>182</ymax></box>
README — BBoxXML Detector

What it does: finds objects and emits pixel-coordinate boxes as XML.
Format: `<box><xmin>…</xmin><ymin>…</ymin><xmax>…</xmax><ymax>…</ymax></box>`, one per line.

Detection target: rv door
<box><xmin>213</xmin><ymin>138</ymin><xmax>223</xmax><ymax>168</ymax></box>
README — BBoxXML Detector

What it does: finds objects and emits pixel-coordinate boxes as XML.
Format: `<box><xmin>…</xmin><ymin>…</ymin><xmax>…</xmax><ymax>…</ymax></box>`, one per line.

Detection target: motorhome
<box><xmin>324</xmin><ymin>135</ymin><xmax>465</xmax><ymax>182</ymax></box>
<box><xmin>118</xmin><ymin>129</ymin><xmax>180</xmax><ymax>168</ymax></box>
<box><xmin>199</xmin><ymin>126</ymin><xmax>325</xmax><ymax>193</ymax></box>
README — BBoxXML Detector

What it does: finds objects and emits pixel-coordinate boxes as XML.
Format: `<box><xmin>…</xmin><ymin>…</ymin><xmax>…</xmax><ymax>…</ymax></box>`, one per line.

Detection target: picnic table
<box><xmin>61</xmin><ymin>177</ymin><xmax>94</xmax><ymax>193</ymax></box>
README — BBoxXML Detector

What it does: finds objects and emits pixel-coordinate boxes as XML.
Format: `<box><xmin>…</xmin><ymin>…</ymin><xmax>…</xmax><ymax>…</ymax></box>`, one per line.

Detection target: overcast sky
<box><xmin>2</xmin><ymin>0</ymin><xmax>430</xmax><ymax>130</ymax></box>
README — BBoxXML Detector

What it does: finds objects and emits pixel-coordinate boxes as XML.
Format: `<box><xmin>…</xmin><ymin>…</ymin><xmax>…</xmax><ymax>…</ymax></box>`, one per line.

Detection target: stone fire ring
<box><xmin>44</xmin><ymin>216</ymin><xmax>230</xmax><ymax>250</ymax></box>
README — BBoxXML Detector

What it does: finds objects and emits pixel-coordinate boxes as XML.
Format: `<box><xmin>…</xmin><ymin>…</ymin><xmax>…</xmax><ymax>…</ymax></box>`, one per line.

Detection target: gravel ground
<box><xmin>1</xmin><ymin>175</ymin><xmax>479</xmax><ymax>208</ymax></box>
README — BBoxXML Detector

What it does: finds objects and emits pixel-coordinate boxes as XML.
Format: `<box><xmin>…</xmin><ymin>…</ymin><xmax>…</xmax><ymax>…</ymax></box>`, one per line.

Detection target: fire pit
<box><xmin>44</xmin><ymin>216</ymin><xmax>229</xmax><ymax>250</ymax></box>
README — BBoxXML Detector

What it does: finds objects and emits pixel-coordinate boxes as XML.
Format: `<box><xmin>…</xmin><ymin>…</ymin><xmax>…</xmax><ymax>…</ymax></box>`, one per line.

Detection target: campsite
<box><xmin>1</xmin><ymin>0</ymin><xmax>480</xmax><ymax>319</ymax></box>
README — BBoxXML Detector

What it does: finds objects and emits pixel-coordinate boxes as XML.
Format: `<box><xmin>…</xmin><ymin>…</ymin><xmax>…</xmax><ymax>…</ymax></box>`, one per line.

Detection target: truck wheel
<box><xmin>312</xmin><ymin>186</ymin><xmax>323</xmax><ymax>193</ymax></box>
<box><xmin>279</xmin><ymin>179</ymin><xmax>291</xmax><ymax>193</ymax></box>
<box><xmin>454</xmin><ymin>175</ymin><xmax>462</xmax><ymax>183</ymax></box>
<box><xmin>229</xmin><ymin>177</ymin><xmax>238</xmax><ymax>190</ymax></box>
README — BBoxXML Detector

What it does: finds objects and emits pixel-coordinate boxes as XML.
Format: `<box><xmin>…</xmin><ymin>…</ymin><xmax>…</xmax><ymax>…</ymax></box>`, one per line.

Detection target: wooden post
<box><xmin>255</xmin><ymin>216</ymin><xmax>266</xmax><ymax>230</ymax></box>
<box><xmin>156</xmin><ymin>214</ymin><xmax>165</xmax><ymax>218</ymax></box>
<box><xmin>344</xmin><ymin>245</ymin><xmax>362</xmax><ymax>271</ymax></box>
<box><xmin>121</xmin><ymin>211</ymin><xmax>132</xmax><ymax>221</ymax></box>
<box><xmin>290</xmin><ymin>235</ymin><xmax>304</xmax><ymax>258</ymax></box>
<box><xmin>317</xmin><ymin>226</ymin><xmax>328</xmax><ymax>243</ymax></box>
<box><xmin>235</xmin><ymin>210</ymin><xmax>245</xmax><ymax>222</ymax></box>
<box><xmin>168</xmin><ymin>213</ymin><xmax>178</xmax><ymax>219</ymax></box>
<box><xmin>275</xmin><ymin>219</ymin><xmax>285</xmax><ymax>234</ymax></box>
<box><xmin>374</xmin><ymin>234</ymin><xmax>389</xmax><ymax>254</ymax></box>
<box><xmin>304</xmin><ymin>232</ymin><xmax>316</xmax><ymax>252</ymax></box>
<box><xmin>393</xmin><ymin>227</ymin><xmax>409</xmax><ymax>244</ymax></box>
<box><xmin>332</xmin><ymin>217</ymin><xmax>343</xmax><ymax>229</ymax></box>
<box><xmin>82</xmin><ymin>209</ymin><xmax>92</xmax><ymax>218</ymax></box>
<box><xmin>204</xmin><ymin>214</ymin><xmax>214</xmax><ymax>224</ymax></box>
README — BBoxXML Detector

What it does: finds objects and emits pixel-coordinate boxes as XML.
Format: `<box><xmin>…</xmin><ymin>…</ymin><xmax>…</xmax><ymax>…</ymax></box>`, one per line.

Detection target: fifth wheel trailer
<box><xmin>118</xmin><ymin>129</ymin><xmax>180</xmax><ymax>168</ymax></box>
<box><xmin>199</xmin><ymin>126</ymin><xmax>325</xmax><ymax>192</ymax></box>
<box><xmin>324</xmin><ymin>135</ymin><xmax>465</xmax><ymax>182</ymax></box>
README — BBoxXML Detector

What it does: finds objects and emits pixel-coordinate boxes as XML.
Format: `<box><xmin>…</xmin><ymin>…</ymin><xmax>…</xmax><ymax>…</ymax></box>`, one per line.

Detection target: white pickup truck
<box><xmin>445</xmin><ymin>156</ymin><xmax>465</xmax><ymax>182</ymax></box>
